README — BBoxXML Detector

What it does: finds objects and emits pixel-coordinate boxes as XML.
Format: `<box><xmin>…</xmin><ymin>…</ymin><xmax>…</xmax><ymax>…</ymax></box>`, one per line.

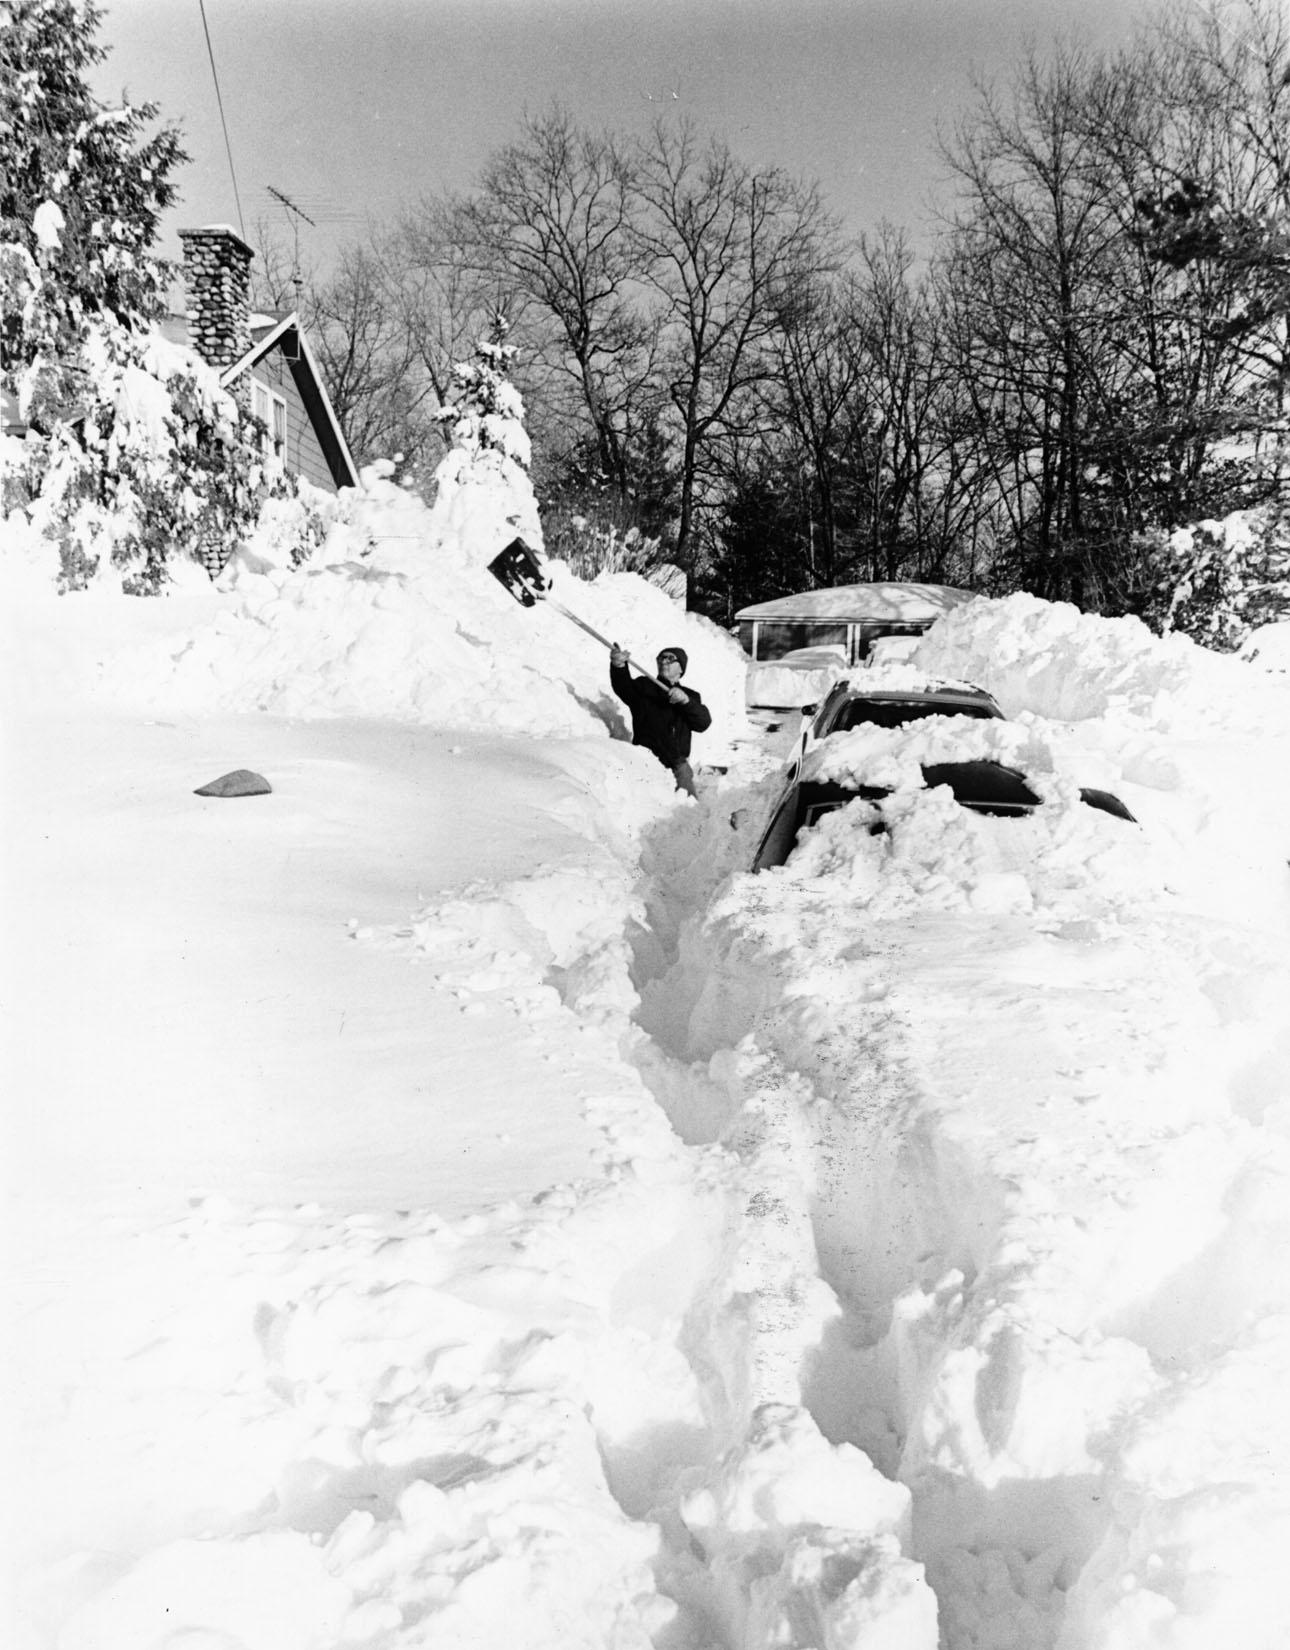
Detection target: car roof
<box><xmin>845</xmin><ymin>685</ymin><xmax>994</xmax><ymax>701</ymax></box>
<box><xmin>831</xmin><ymin>677</ymin><xmax>999</xmax><ymax>704</ymax></box>
<box><xmin>735</xmin><ymin>583</ymin><xmax>975</xmax><ymax>622</ymax></box>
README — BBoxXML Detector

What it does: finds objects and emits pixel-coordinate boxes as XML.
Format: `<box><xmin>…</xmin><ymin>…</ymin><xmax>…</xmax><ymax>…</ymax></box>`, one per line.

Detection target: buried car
<box><xmin>752</xmin><ymin>753</ymin><xmax>1135</xmax><ymax>872</ymax></box>
<box><xmin>737</xmin><ymin>581</ymin><xmax>978</xmax><ymax>727</ymax></box>
<box><xmin>786</xmin><ymin>677</ymin><xmax>1006</xmax><ymax>782</ymax></box>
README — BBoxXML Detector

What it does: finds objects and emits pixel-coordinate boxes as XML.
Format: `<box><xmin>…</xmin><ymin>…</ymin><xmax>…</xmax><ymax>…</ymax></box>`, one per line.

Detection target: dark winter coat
<box><xmin>610</xmin><ymin>662</ymin><xmax>712</xmax><ymax>769</ymax></box>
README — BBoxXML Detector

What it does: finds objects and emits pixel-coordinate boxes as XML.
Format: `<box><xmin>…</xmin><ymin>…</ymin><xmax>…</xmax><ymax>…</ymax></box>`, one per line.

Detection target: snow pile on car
<box><xmin>778</xmin><ymin>719</ymin><xmax>1153</xmax><ymax>921</ymax></box>
<box><xmin>908</xmin><ymin>591</ymin><xmax>1290</xmax><ymax>928</ymax></box>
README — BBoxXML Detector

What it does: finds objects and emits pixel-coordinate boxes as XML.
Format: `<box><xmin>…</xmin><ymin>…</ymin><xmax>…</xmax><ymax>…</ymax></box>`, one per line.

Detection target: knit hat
<box><xmin>657</xmin><ymin>646</ymin><xmax>688</xmax><ymax>674</ymax></box>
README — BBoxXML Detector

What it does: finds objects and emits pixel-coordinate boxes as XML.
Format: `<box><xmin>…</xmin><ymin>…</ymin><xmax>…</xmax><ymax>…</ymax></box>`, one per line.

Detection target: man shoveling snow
<box><xmin>610</xmin><ymin>642</ymin><xmax>712</xmax><ymax>796</ymax></box>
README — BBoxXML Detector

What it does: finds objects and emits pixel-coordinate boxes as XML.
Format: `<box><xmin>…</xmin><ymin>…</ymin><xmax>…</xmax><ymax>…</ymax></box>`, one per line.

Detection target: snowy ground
<box><xmin>4</xmin><ymin>475</ymin><xmax>1290</xmax><ymax>1650</ymax></box>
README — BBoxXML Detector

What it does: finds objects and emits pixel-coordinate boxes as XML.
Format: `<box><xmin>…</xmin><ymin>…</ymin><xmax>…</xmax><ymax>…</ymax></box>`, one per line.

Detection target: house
<box><xmin>160</xmin><ymin>226</ymin><xmax>359</xmax><ymax>571</ymax></box>
<box><xmin>170</xmin><ymin>224</ymin><xmax>359</xmax><ymax>496</ymax></box>
<box><xmin>3</xmin><ymin>225</ymin><xmax>359</xmax><ymax>565</ymax></box>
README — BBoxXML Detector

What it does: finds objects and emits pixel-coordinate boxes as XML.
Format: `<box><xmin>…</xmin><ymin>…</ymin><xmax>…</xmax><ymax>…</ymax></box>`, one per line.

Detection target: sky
<box><xmin>92</xmin><ymin>0</ymin><xmax>1141</xmax><ymax>275</ymax></box>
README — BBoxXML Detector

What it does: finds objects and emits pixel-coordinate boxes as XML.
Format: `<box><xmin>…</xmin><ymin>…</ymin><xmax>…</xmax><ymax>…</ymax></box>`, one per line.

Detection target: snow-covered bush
<box><xmin>238</xmin><ymin>475</ymin><xmax>343</xmax><ymax>572</ymax></box>
<box><xmin>540</xmin><ymin>512</ymin><xmax>673</xmax><ymax>584</ymax></box>
<box><xmin>12</xmin><ymin>316</ymin><xmax>297</xmax><ymax>593</ymax></box>
<box><xmin>1136</xmin><ymin>504</ymin><xmax>1290</xmax><ymax>651</ymax></box>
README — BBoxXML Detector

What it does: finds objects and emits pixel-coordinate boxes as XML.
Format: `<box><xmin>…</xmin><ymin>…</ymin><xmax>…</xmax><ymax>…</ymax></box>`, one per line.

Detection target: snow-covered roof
<box><xmin>736</xmin><ymin>582</ymin><xmax>977</xmax><ymax>622</ymax></box>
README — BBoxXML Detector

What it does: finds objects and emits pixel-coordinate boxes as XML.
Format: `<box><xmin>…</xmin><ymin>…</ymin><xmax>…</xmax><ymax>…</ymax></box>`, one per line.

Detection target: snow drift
<box><xmin>7</xmin><ymin>439</ymin><xmax>1290</xmax><ymax>1649</ymax></box>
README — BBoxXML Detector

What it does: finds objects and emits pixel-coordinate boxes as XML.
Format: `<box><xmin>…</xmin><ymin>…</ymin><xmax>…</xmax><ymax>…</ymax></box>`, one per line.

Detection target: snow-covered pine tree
<box><xmin>427</xmin><ymin>312</ymin><xmax>544</xmax><ymax>565</ymax></box>
<box><xmin>434</xmin><ymin>310</ymin><xmax>532</xmax><ymax>468</ymax></box>
<box><xmin>1</xmin><ymin>0</ymin><xmax>183</xmax><ymax>422</ymax></box>
<box><xmin>2</xmin><ymin>0</ymin><xmax>295</xmax><ymax>593</ymax></box>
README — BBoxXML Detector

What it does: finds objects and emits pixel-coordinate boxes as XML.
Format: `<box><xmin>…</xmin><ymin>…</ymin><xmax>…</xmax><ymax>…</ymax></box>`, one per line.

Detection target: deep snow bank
<box><xmin>910</xmin><ymin>592</ymin><xmax>1290</xmax><ymax>931</ymax></box>
<box><xmin>7</xmin><ymin>485</ymin><xmax>939</xmax><ymax>1649</ymax></box>
<box><xmin>90</xmin><ymin>474</ymin><xmax>754</xmax><ymax>763</ymax></box>
<box><xmin>640</xmin><ymin>595</ymin><xmax>1290</xmax><ymax>1649</ymax></box>
<box><xmin>911</xmin><ymin>592</ymin><xmax>1278</xmax><ymax>732</ymax></box>
<box><xmin>15</xmin><ymin>721</ymin><xmax>938</xmax><ymax>1650</ymax></box>
<box><xmin>14</xmin><ymin>427</ymin><xmax>1290</xmax><ymax>1650</ymax></box>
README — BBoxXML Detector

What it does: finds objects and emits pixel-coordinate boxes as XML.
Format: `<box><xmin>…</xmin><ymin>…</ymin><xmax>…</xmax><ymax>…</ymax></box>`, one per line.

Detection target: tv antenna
<box><xmin>266</xmin><ymin>184</ymin><xmax>316</xmax><ymax>305</ymax></box>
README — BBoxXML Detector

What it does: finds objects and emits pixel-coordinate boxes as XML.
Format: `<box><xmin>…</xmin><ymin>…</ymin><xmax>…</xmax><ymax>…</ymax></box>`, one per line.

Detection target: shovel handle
<box><xmin>546</xmin><ymin>599</ymin><xmax>667</xmax><ymax>689</ymax></box>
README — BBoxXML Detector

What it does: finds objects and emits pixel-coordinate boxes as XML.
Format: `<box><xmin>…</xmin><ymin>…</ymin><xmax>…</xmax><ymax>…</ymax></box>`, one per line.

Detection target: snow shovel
<box><xmin>487</xmin><ymin>537</ymin><xmax>667</xmax><ymax>688</ymax></box>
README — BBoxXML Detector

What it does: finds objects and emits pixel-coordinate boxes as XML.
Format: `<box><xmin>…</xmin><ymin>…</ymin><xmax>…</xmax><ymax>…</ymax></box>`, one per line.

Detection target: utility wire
<box><xmin>198</xmin><ymin>0</ymin><xmax>246</xmax><ymax>240</ymax></box>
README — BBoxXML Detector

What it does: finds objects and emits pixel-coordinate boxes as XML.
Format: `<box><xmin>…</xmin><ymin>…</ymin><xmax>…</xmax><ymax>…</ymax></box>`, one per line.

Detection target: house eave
<box><xmin>222</xmin><ymin>314</ymin><xmax>362</xmax><ymax>492</ymax></box>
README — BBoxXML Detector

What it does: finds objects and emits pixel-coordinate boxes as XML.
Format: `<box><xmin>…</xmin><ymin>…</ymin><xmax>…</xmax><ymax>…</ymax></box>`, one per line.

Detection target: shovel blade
<box><xmin>488</xmin><ymin>537</ymin><xmax>549</xmax><ymax>607</ymax></box>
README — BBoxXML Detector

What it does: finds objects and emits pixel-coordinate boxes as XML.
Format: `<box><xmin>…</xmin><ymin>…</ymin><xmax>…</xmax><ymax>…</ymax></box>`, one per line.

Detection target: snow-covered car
<box><xmin>752</xmin><ymin>752</ymin><xmax>1135</xmax><ymax>871</ymax></box>
<box><xmin>785</xmin><ymin>676</ymin><xmax>1006</xmax><ymax>783</ymax></box>
<box><xmin>737</xmin><ymin>581</ymin><xmax>978</xmax><ymax>726</ymax></box>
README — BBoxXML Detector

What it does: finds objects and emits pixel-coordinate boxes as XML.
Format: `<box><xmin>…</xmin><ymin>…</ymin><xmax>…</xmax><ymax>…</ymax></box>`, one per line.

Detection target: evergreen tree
<box><xmin>435</xmin><ymin>310</ymin><xmax>532</xmax><ymax>467</ymax></box>
<box><xmin>1135</xmin><ymin>506</ymin><xmax>1290</xmax><ymax>650</ymax></box>
<box><xmin>1</xmin><ymin>0</ymin><xmax>186</xmax><ymax>423</ymax></box>
<box><xmin>427</xmin><ymin>312</ymin><xmax>545</xmax><ymax>558</ymax></box>
<box><xmin>703</xmin><ymin>463</ymin><xmax>814</xmax><ymax>621</ymax></box>
<box><xmin>1</xmin><ymin>1</ymin><xmax>312</xmax><ymax>595</ymax></box>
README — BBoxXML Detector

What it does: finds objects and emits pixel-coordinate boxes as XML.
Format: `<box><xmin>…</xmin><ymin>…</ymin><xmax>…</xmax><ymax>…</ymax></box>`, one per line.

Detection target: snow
<box><xmin>5</xmin><ymin>445</ymin><xmax>1290</xmax><ymax>1650</ymax></box>
<box><xmin>745</xmin><ymin>655</ymin><xmax>848</xmax><ymax>717</ymax></box>
<box><xmin>736</xmin><ymin>582</ymin><xmax>976</xmax><ymax>622</ymax></box>
<box><xmin>32</xmin><ymin>200</ymin><xmax>65</xmax><ymax>251</ymax></box>
<box><xmin>1238</xmin><ymin>618</ymin><xmax>1290</xmax><ymax>671</ymax></box>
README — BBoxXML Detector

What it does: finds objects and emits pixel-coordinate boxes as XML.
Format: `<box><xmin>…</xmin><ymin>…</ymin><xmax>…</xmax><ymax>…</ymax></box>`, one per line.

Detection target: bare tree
<box><xmin>248</xmin><ymin>216</ymin><xmax>319</xmax><ymax>318</ymax></box>
<box><xmin>1131</xmin><ymin>0</ymin><xmax>1290</xmax><ymax>471</ymax></box>
<box><xmin>760</xmin><ymin>269</ymin><xmax>862</xmax><ymax>587</ymax></box>
<box><xmin>630</xmin><ymin>119</ymin><xmax>840</xmax><ymax>568</ymax></box>
<box><xmin>459</xmin><ymin>107</ymin><xmax>664</xmax><ymax>501</ymax></box>
<box><xmin>754</xmin><ymin>233</ymin><xmax>995</xmax><ymax>593</ymax></box>
<box><xmin>937</xmin><ymin>5</ymin><xmax>1289</xmax><ymax>610</ymax></box>
<box><xmin>938</xmin><ymin>41</ymin><xmax>1134</xmax><ymax>601</ymax></box>
<box><xmin>394</xmin><ymin>192</ymin><xmax>517</xmax><ymax>479</ymax></box>
<box><xmin>250</xmin><ymin>221</ymin><xmax>443</xmax><ymax>487</ymax></box>
<box><xmin>843</xmin><ymin>229</ymin><xmax>995</xmax><ymax>583</ymax></box>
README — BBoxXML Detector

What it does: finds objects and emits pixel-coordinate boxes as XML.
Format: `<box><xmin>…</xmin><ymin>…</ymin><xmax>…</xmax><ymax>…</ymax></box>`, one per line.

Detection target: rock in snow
<box><xmin>193</xmin><ymin>768</ymin><xmax>272</xmax><ymax>797</ymax></box>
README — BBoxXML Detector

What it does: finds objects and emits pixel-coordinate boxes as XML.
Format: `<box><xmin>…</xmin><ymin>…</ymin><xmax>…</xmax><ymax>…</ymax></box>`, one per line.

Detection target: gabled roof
<box><xmin>223</xmin><ymin>313</ymin><xmax>360</xmax><ymax>491</ymax></box>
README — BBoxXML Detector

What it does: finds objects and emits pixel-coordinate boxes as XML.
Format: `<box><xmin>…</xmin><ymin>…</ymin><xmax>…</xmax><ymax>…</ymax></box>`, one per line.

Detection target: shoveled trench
<box><xmin>621</xmin><ymin>795</ymin><xmax>1124</xmax><ymax>1648</ymax></box>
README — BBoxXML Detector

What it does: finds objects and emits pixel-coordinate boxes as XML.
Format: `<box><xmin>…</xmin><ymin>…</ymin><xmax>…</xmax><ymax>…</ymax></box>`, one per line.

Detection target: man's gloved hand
<box><xmin>667</xmin><ymin>686</ymin><xmax>690</xmax><ymax>704</ymax></box>
<box><xmin>610</xmin><ymin>644</ymin><xmax>628</xmax><ymax>669</ymax></box>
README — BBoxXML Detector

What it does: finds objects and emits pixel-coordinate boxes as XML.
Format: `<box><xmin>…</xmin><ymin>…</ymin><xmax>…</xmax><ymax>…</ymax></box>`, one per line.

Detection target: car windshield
<box><xmin>829</xmin><ymin>698</ymin><xmax>995</xmax><ymax>733</ymax></box>
<box><xmin>751</xmin><ymin>621</ymin><xmax>849</xmax><ymax>661</ymax></box>
<box><xmin>921</xmin><ymin>761</ymin><xmax>1041</xmax><ymax>810</ymax></box>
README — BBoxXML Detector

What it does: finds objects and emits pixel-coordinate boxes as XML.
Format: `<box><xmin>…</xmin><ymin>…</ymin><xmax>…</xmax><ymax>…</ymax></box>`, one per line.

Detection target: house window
<box><xmin>251</xmin><ymin>378</ymin><xmax>287</xmax><ymax>466</ymax></box>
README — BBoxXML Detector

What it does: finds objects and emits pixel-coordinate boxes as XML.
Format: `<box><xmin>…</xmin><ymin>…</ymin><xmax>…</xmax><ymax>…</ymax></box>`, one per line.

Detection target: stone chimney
<box><xmin>178</xmin><ymin>225</ymin><xmax>255</xmax><ymax>373</ymax></box>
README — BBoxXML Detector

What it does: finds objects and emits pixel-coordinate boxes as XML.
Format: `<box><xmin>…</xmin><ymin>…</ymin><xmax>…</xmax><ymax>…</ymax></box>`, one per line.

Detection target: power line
<box><xmin>197</xmin><ymin>0</ymin><xmax>246</xmax><ymax>240</ymax></box>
